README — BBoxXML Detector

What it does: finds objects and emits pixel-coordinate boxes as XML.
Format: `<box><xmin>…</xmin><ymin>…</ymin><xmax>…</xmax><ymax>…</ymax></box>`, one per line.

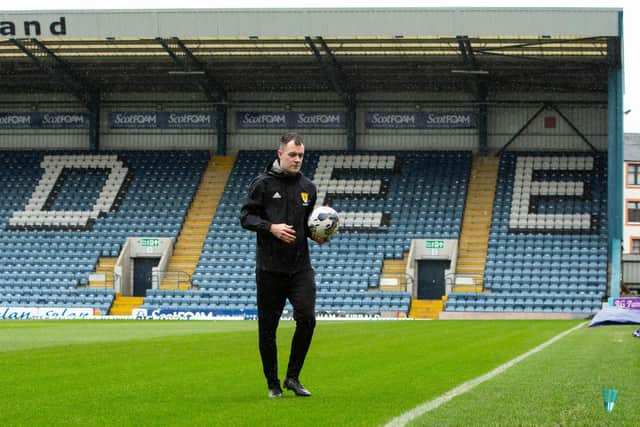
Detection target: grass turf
<box><xmin>411</xmin><ymin>323</ymin><xmax>640</xmax><ymax>426</ymax></box>
<box><xmin>1</xmin><ymin>319</ymin><xmax>635</xmax><ymax>426</ymax></box>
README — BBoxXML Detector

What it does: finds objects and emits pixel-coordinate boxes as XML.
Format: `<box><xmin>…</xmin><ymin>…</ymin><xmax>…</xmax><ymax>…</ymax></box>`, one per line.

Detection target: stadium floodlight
<box><xmin>167</xmin><ymin>70</ymin><xmax>206</xmax><ymax>75</ymax></box>
<box><xmin>450</xmin><ymin>69</ymin><xmax>489</xmax><ymax>75</ymax></box>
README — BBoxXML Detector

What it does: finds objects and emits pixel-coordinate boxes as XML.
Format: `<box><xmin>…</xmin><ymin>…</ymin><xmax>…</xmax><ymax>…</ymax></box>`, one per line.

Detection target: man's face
<box><xmin>278</xmin><ymin>140</ymin><xmax>304</xmax><ymax>174</ymax></box>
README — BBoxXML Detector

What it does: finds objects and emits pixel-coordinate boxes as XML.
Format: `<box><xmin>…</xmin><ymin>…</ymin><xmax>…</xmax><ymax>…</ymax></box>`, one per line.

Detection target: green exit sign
<box><xmin>425</xmin><ymin>240</ymin><xmax>444</xmax><ymax>249</ymax></box>
<box><xmin>140</xmin><ymin>238</ymin><xmax>159</xmax><ymax>247</ymax></box>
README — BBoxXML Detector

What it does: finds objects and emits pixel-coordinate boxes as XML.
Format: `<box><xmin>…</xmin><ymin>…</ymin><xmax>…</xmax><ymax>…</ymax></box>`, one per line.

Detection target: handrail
<box><xmin>156</xmin><ymin>270</ymin><xmax>193</xmax><ymax>290</ymax></box>
<box><xmin>445</xmin><ymin>272</ymin><xmax>484</xmax><ymax>293</ymax></box>
<box><xmin>371</xmin><ymin>272</ymin><xmax>414</xmax><ymax>292</ymax></box>
<box><xmin>85</xmin><ymin>271</ymin><xmax>115</xmax><ymax>289</ymax></box>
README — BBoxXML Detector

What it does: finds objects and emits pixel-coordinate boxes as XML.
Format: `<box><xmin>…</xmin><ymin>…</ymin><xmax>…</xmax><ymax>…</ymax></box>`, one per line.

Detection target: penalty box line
<box><xmin>384</xmin><ymin>321</ymin><xmax>587</xmax><ymax>427</ymax></box>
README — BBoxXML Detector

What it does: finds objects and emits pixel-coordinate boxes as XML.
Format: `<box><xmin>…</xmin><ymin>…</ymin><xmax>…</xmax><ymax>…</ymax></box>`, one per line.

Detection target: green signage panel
<box><xmin>425</xmin><ymin>240</ymin><xmax>445</xmax><ymax>249</ymax></box>
<box><xmin>140</xmin><ymin>238</ymin><xmax>159</xmax><ymax>247</ymax></box>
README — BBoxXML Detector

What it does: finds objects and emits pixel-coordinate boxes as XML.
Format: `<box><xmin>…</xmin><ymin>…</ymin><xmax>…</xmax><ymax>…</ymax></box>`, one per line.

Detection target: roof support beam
<box><xmin>457</xmin><ymin>35</ymin><xmax>477</xmax><ymax>68</ymax></box>
<box><xmin>498</xmin><ymin>102</ymin><xmax>598</xmax><ymax>156</ymax></box>
<box><xmin>306</xmin><ymin>36</ymin><xmax>357</xmax><ymax>150</ymax></box>
<box><xmin>10</xmin><ymin>38</ymin><xmax>96</xmax><ymax>109</ymax></box>
<box><xmin>305</xmin><ymin>36</ymin><xmax>356</xmax><ymax>109</ymax></box>
<box><xmin>216</xmin><ymin>106</ymin><xmax>227</xmax><ymax>156</ymax></box>
<box><xmin>478</xmin><ymin>86</ymin><xmax>488</xmax><ymax>156</ymax></box>
<box><xmin>547</xmin><ymin>104</ymin><xmax>597</xmax><ymax>152</ymax></box>
<box><xmin>497</xmin><ymin>104</ymin><xmax>547</xmax><ymax>156</ymax></box>
<box><xmin>156</xmin><ymin>37</ymin><xmax>227</xmax><ymax>103</ymax></box>
<box><xmin>457</xmin><ymin>36</ymin><xmax>490</xmax><ymax>155</ymax></box>
<box><xmin>88</xmin><ymin>91</ymin><xmax>101</xmax><ymax>152</ymax></box>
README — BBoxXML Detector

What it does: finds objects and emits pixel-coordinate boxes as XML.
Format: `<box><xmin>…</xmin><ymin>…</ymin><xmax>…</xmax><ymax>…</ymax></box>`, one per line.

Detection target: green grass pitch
<box><xmin>1</xmin><ymin>319</ymin><xmax>638</xmax><ymax>426</ymax></box>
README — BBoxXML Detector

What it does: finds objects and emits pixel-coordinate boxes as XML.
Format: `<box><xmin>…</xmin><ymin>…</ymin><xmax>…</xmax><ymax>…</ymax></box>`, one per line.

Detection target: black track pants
<box><xmin>256</xmin><ymin>269</ymin><xmax>316</xmax><ymax>388</ymax></box>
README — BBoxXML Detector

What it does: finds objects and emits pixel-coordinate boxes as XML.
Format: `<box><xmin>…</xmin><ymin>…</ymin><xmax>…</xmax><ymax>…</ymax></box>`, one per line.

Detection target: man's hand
<box><xmin>270</xmin><ymin>223</ymin><xmax>296</xmax><ymax>244</ymax></box>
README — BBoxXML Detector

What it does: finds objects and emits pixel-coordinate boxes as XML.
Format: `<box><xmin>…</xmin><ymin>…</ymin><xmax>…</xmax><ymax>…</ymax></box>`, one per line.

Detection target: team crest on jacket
<box><xmin>301</xmin><ymin>192</ymin><xmax>309</xmax><ymax>206</ymax></box>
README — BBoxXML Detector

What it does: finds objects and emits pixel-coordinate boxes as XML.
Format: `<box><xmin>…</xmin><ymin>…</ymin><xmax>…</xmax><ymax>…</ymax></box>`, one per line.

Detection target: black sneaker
<box><xmin>283</xmin><ymin>377</ymin><xmax>312</xmax><ymax>397</ymax></box>
<box><xmin>268</xmin><ymin>386</ymin><xmax>283</xmax><ymax>398</ymax></box>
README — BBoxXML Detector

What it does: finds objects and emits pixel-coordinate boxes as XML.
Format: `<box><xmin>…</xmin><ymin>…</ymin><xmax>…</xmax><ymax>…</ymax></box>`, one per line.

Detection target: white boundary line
<box><xmin>383</xmin><ymin>321</ymin><xmax>587</xmax><ymax>427</ymax></box>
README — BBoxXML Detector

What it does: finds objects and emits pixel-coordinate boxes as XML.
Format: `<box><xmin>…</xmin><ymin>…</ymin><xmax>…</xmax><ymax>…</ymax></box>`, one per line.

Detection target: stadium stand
<box><xmin>0</xmin><ymin>149</ymin><xmax>608</xmax><ymax>317</ymax></box>
<box><xmin>446</xmin><ymin>152</ymin><xmax>608</xmax><ymax>314</ymax></box>
<box><xmin>0</xmin><ymin>150</ymin><xmax>209</xmax><ymax>314</ymax></box>
<box><xmin>143</xmin><ymin>150</ymin><xmax>472</xmax><ymax>316</ymax></box>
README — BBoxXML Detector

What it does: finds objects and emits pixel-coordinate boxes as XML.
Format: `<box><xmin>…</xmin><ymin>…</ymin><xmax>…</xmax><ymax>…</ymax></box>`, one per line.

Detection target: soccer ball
<box><xmin>308</xmin><ymin>206</ymin><xmax>340</xmax><ymax>239</ymax></box>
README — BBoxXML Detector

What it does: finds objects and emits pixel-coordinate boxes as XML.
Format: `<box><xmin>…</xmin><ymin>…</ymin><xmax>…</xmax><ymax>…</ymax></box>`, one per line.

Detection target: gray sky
<box><xmin>3</xmin><ymin>0</ymin><xmax>637</xmax><ymax>132</ymax></box>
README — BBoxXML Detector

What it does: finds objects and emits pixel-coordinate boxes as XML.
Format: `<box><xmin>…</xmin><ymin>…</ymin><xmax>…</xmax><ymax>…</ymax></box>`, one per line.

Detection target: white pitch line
<box><xmin>383</xmin><ymin>321</ymin><xmax>587</xmax><ymax>427</ymax></box>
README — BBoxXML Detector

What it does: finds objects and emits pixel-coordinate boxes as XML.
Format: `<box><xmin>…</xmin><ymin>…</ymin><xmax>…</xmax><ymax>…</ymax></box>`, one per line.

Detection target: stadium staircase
<box><xmin>160</xmin><ymin>156</ymin><xmax>234</xmax><ymax>289</ymax></box>
<box><xmin>379</xmin><ymin>253</ymin><xmax>409</xmax><ymax>291</ymax></box>
<box><xmin>89</xmin><ymin>257</ymin><xmax>116</xmax><ymax>288</ymax></box>
<box><xmin>454</xmin><ymin>155</ymin><xmax>499</xmax><ymax>292</ymax></box>
<box><xmin>109</xmin><ymin>294</ymin><xmax>144</xmax><ymax>316</ymax></box>
<box><xmin>409</xmin><ymin>299</ymin><xmax>443</xmax><ymax>319</ymax></box>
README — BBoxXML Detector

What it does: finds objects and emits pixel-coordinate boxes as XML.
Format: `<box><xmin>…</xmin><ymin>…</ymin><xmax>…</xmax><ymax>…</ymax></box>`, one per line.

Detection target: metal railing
<box><xmin>155</xmin><ymin>270</ymin><xmax>193</xmax><ymax>290</ymax></box>
<box><xmin>445</xmin><ymin>272</ymin><xmax>484</xmax><ymax>293</ymax></box>
<box><xmin>86</xmin><ymin>271</ymin><xmax>115</xmax><ymax>289</ymax></box>
<box><xmin>369</xmin><ymin>273</ymin><xmax>414</xmax><ymax>292</ymax></box>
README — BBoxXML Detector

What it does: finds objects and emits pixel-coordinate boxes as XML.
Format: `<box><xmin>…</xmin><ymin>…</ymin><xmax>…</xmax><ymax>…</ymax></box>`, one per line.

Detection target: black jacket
<box><xmin>240</xmin><ymin>158</ymin><xmax>317</xmax><ymax>273</ymax></box>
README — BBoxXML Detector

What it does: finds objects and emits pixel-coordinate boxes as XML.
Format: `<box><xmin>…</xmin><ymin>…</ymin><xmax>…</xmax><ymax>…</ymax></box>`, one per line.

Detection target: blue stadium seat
<box><xmin>448</xmin><ymin>152</ymin><xmax>608</xmax><ymax>315</ymax></box>
<box><xmin>0</xmin><ymin>150</ymin><xmax>209</xmax><ymax>311</ymax></box>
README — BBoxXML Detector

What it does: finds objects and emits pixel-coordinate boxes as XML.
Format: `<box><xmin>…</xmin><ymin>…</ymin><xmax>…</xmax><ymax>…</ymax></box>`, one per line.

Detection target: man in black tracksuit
<box><xmin>240</xmin><ymin>133</ymin><xmax>327</xmax><ymax>398</ymax></box>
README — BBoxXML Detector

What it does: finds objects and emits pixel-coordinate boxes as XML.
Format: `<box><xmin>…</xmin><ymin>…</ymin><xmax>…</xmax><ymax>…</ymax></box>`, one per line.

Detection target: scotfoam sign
<box><xmin>366</xmin><ymin>112</ymin><xmax>418</xmax><ymax>128</ymax></box>
<box><xmin>166</xmin><ymin>112</ymin><xmax>215</xmax><ymax>128</ymax></box>
<box><xmin>108</xmin><ymin>112</ymin><xmax>216</xmax><ymax>129</ymax></box>
<box><xmin>0</xmin><ymin>307</ymin><xmax>94</xmax><ymax>320</ymax></box>
<box><xmin>0</xmin><ymin>112</ymin><xmax>89</xmax><ymax>129</ymax></box>
<box><xmin>236</xmin><ymin>112</ymin><xmax>346</xmax><ymax>129</ymax></box>
<box><xmin>365</xmin><ymin>112</ymin><xmax>477</xmax><ymax>129</ymax></box>
<box><xmin>108</xmin><ymin>112</ymin><xmax>158</xmax><ymax>129</ymax></box>
<box><xmin>0</xmin><ymin>113</ymin><xmax>32</xmax><ymax>128</ymax></box>
<box><xmin>133</xmin><ymin>308</ymin><xmax>258</xmax><ymax>320</ymax></box>
<box><xmin>293</xmin><ymin>112</ymin><xmax>345</xmax><ymax>128</ymax></box>
<box><xmin>236</xmin><ymin>112</ymin><xmax>288</xmax><ymax>129</ymax></box>
<box><xmin>41</xmin><ymin>112</ymin><xmax>89</xmax><ymax>128</ymax></box>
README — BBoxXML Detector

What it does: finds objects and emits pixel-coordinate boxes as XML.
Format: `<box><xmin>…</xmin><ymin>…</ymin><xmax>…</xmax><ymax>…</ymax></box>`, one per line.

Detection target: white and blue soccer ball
<box><xmin>308</xmin><ymin>206</ymin><xmax>340</xmax><ymax>239</ymax></box>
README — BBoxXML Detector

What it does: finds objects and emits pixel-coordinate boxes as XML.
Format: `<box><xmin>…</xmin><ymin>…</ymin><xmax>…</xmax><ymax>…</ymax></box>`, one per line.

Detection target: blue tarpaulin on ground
<box><xmin>588</xmin><ymin>306</ymin><xmax>640</xmax><ymax>327</ymax></box>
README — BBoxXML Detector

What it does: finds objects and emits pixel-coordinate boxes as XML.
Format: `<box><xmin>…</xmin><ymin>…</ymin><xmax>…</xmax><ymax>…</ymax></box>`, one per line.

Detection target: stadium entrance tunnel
<box><xmin>112</xmin><ymin>237</ymin><xmax>175</xmax><ymax>297</ymax></box>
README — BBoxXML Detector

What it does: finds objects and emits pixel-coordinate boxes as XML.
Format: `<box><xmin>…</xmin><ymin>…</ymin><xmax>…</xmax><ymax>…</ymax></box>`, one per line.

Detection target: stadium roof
<box><xmin>0</xmin><ymin>8</ymin><xmax>622</xmax><ymax>105</ymax></box>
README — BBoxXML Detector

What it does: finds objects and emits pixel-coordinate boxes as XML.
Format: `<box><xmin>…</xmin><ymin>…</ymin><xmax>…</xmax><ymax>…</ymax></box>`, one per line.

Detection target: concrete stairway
<box><xmin>89</xmin><ymin>257</ymin><xmax>116</xmax><ymax>288</ymax></box>
<box><xmin>160</xmin><ymin>155</ymin><xmax>235</xmax><ymax>289</ymax></box>
<box><xmin>379</xmin><ymin>253</ymin><xmax>409</xmax><ymax>291</ymax></box>
<box><xmin>454</xmin><ymin>156</ymin><xmax>499</xmax><ymax>292</ymax></box>
<box><xmin>409</xmin><ymin>299</ymin><xmax>443</xmax><ymax>319</ymax></box>
<box><xmin>109</xmin><ymin>294</ymin><xmax>144</xmax><ymax>316</ymax></box>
